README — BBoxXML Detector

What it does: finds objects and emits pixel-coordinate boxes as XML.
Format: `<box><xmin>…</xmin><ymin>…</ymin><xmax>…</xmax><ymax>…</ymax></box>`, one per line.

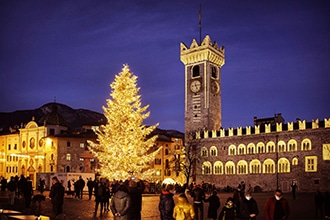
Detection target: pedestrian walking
<box><xmin>87</xmin><ymin>178</ymin><xmax>94</xmax><ymax>200</ymax></box>
<box><xmin>190</xmin><ymin>183</ymin><xmax>205</xmax><ymax>220</ymax></box>
<box><xmin>291</xmin><ymin>182</ymin><xmax>297</xmax><ymax>200</ymax></box>
<box><xmin>110</xmin><ymin>184</ymin><xmax>131</xmax><ymax>220</ymax></box>
<box><xmin>204</xmin><ymin>190</ymin><xmax>220</xmax><ymax>220</ymax></box>
<box><xmin>314</xmin><ymin>190</ymin><xmax>324</xmax><ymax>218</ymax></box>
<box><xmin>94</xmin><ymin>179</ymin><xmax>106</xmax><ymax>217</ymax></box>
<box><xmin>218</xmin><ymin>197</ymin><xmax>237</xmax><ymax>220</ymax></box>
<box><xmin>173</xmin><ymin>193</ymin><xmax>195</xmax><ymax>220</ymax></box>
<box><xmin>324</xmin><ymin>191</ymin><xmax>330</xmax><ymax>219</ymax></box>
<box><xmin>264</xmin><ymin>189</ymin><xmax>290</xmax><ymax>220</ymax></box>
<box><xmin>159</xmin><ymin>184</ymin><xmax>175</xmax><ymax>220</ymax></box>
<box><xmin>7</xmin><ymin>177</ymin><xmax>16</xmax><ymax>206</ymax></box>
<box><xmin>128</xmin><ymin>179</ymin><xmax>145</xmax><ymax>220</ymax></box>
<box><xmin>239</xmin><ymin>192</ymin><xmax>258</xmax><ymax>220</ymax></box>
<box><xmin>49</xmin><ymin>176</ymin><xmax>65</xmax><ymax>217</ymax></box>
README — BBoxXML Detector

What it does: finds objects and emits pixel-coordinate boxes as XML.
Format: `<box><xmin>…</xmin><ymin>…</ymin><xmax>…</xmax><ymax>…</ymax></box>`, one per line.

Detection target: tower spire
<box><xmin>198</xmin><ymin>4</ymin><xmax>202</xmax><ymax>44</ymax></box>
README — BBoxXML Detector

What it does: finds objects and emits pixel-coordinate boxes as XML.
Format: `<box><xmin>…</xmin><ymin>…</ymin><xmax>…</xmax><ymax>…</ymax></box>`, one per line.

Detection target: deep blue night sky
<box><xmin>1</xmin><ymin>1</ymin><xmax>329</xmax><ymax>132</ymax></box>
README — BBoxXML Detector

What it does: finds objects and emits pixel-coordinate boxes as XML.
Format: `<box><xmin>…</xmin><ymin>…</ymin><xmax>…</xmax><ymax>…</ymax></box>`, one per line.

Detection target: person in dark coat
<box><xmin>159</xmin><ymin>184</ymin><xmax>175</xmax><ymax>220</ymax></box>
<box><xmin>218</xmin><ymin>197</ymin><xmax>237</xmax><ymax>220</ymax></box>
<box><xmin>128</xmin><ymin>179</ymin><xmax>145</xmax><ymax>220</ymax></box>
<box><xmin>190</xmin><ymin>183</ymin><xmax>205</xmax><ymax>220</ymax></box>
<box><xmin>205</xmin><ymin>190</ymin><xmax>221</xmax><ymax>220</ymax></box>
<box><xmin>239</xmin><ymin>192</ymin><xmax>258</xmax><ymax>220</ymax></box>
<box><xmin>49</xmin><ymin>176</ymin><xmax>65</xmax><ymax>217</ymax></box>
<box><xmin>94</xmin><ymin>179</ymin><xmax>106</xmax><ymax>217</ymax></box>
<box><xmin>110</xmin><ymin>184</ymin><xmax>131</xmax><ymax>220</ymax></box>
<box><xmin>22</xmin><ymin>176</ymin><xmax>33</xmax><ymax>208</ymax></box>
<box><xmin>264</xmin><ymin>189</ymin><xmax>290</xmax><ymax>220</ymax></box>
<box><xmin>87</xmin><ymin>178</ymin><xmax>94</xmax><ymax>200</ymax></box>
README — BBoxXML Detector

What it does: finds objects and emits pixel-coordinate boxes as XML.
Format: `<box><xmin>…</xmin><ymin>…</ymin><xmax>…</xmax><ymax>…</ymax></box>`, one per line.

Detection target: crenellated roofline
<box><xmin>194</xmin><ymin>118</ymin><xmax>330</xmax><ymax>139</ymax></box>
<box><xmin>180</xmin><ymin>35</ymin><xmax>225</xmax><ymax>67</ymax></box>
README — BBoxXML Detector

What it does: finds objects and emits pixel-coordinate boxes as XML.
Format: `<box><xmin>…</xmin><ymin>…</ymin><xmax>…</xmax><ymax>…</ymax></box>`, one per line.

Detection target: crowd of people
<box><xmin>1</xmin><ymin>175</ymin><xmax>330</xmax><ymax>219</ymax></box>
<box><xmin>158</xmin><ymin>181</ymin><xmax>292</xmax><ymax>220</ymax></box>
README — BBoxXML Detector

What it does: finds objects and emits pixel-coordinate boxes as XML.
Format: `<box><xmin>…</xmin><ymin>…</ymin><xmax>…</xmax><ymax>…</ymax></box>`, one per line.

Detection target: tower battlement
<box><xmin>180</xmin><ymin>35</ymin><xmax>225</xmax><ymax>66</ymax></box>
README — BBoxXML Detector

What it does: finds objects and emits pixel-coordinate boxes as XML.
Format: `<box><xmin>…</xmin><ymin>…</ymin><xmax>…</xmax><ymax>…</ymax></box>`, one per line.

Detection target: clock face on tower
<box><xmin>190</xmin><ymin>80</ymin><xmax>201</xmax><ymax>93</ymax></box>
<box><xmin>211</xmin><ymin>81</ymin><xmax>220</xmax><ymax>94</ymax></box>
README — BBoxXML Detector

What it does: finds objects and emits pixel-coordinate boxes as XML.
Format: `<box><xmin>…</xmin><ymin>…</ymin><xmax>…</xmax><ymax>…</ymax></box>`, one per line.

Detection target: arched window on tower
<box><xmin>256</xmin><ymin>142</ymin><xmax>265</xmax><ymax>154</ymax></box>
<box><xmin>288</xmin><ymin>139</ymin><xmax>297</xmax><ymax>152</ymax></box>
<box><xmin>211</xmin><ymin>66</ymin><xmax>218</xmax><ymax>79</ymax></box>
<box><xmin>192</xmin><ymin>65</ymin><xmax>200</xmax><ymax>78</ymax></box>
<box><xmin>238</xmin><ymin>144</ymin><xmax>246</xmax><ymax>155</ymax></box>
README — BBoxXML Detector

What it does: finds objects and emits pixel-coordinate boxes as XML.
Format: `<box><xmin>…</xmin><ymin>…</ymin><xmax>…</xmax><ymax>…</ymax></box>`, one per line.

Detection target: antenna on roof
<box><xmin>198</xmin><ymin>4</ymin><xmax>202</xmax><ymax>44</ymax></box>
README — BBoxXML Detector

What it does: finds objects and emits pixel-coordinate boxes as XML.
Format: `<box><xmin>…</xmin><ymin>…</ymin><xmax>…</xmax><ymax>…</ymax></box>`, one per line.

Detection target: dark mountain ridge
<box><xmin>0</xmin><ymin>102</ymin><xmax>106</xmax><ymax>132</ymax></box>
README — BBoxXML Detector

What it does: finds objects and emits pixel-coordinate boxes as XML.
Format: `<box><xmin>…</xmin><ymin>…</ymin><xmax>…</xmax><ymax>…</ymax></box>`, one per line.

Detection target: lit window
<box><xmin>305</xmin><ymin>156</ymin><xmax>317</xmax><ymax>172</ymax></box>
<box><xmin>201</xmin><ymin>147</ymin><xmax>208</xmax><ymax>157</ymax></box>
<box><xmin>301</xmin><ymin>138</ymin><xmax>312</xmax><ymax>151</ymax></box>
<box><xmin>250</xmin><ymin>159</ymin><xmax>261</xmax><ymax>174</ymax></box>
<box><xmin>237</xmin><ymin>160</ymin><xmax>248</xmax><ymax>174</ymax></box>
<box><xmin>292</xmin><ymin>157</ymin><xmax>298</xmax><ymax>165</ymax></box>
<box><xmin>263</xmin><ymin>159</ymin><xmax>275</xmax><ymax>174</ymax></box>
<box><xmin>238</xmin><ymin>144</ymin><xmax>246</xmax><ymax>155</ymax></box>
<box><xmin>66</xmin><ymin>154</ymin><xmax>71</xmax><ymax>161</ymax></box>
<box><xmin>80</xmin><ymin>143</ymin><xmax>84</xmax><ymax>148</ymax></box>
<box><xmin>278</xmin><ymin>158</ymin><xmax>290</xmax><ymax>173</ymax></box>
<box><xmin>210</xmin><ymin>146</ymin><xmax>217</xmax><ymax>156</ymax></box>
<box><xmin>202</xmin><ymin>161</ymin><xmax>212</xmax><ymax>175</ymax></box>
<box><xmin>225</xmin><ymin>161</ymin><xmax>235</xmax><ymax>175</ymax></box>
<box><xmin>228</xmin><ymin>145</ymin><xmax>236</xmax><ymax>155</ymax></box>
<box><xmin>79</xmin><ymin>158</ymin><xmax>84</xmax><ymax>161</ymax></box>
<box><xmin>266</xmin><ymin>141</ymin><xmax>275</xmax><ymax>153</ymax></box>
<box><xmin>214</xmin><ymin>161</ymin><xmax>223</xmax><ymax>175</ymax></box>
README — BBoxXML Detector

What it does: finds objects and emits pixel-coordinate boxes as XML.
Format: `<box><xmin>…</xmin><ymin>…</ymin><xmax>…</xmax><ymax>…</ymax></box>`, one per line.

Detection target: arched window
<box><xmin>201</xmin><ymin>147</ymin><xmax>208</xmax><ymax>157</ymax></box>
<box><xmin>228</xmin><ymin>145</ymin><xmax>236</xmax><ymax>156</ymax></box>
<box><xmin>256</xmin><ymin>142</ymin><xmax>265</xmax><ymax>154</ymax></box>
<box><xmin>214</xmin><ymin>161</ymin><xmax>223</xmax><ymax>175</ymax></box>
<box><xmin>292</xmin><ymin>157</ymin><xmax>298</xmax><ymax>166</ymax></box>
<box><xmin>263</xmin><ymin>159</ymin><xmax>275</xmax><ymax>174</ymax></box>
<box><xmin>247</xmin><ymin>143</ymin><xmax>255</xmax><ymax>154</ymax></box>
<box><xmin>250</xmin><ymin>159</ymin><xmax>261</xmax><ymax>174</ymax></box>
<box><xmin>192</xmin><ymin>65</ymin><xmax>200</xmax><ymax>78</ymax></box>
<box><xmin>238</xmin><ymin>144</ymin><xmax>246</xmax><ymax>155</ymax></box>
<box><xmin>301</xmin><ymin>138</ymin><xmax>312</xmax><ymax>151</ymax></box>
<box><xmin>202</xmin><ymin>161</ymin><xmax>212</xmax><ymax>175</ymax></box>
<box><xmin>237</xmin><ymin>160</ymin><xmax>248</xmax><ymax>174</ymax></box>
<box><xmin>287</xmin><ymin>139</ymin><xmax>297</xmax><ymax>152</ymax></box>
<box><xmin>165</xmin><ymin>148</ymin><xmax>169</xmax><ymax>155</ymax></box>
<box><xmin>278</xmin><ymin>140</ymin><xmax>286</xmax><ymax>152</ymax></box>
<box><xmin>211</xmin><ymin>66</ymin><xmax>218</xmax><ymax>79</ymax></box>
<box><xmin>266</xmin><ymin>141</ymin><xmax>275</xmax><ymax>153</ymax></box>
<box><xmin>210</xmin><ymin>146</ymin><xmax>218</xmax><ymax>156</ymax></box>
<box><xmin>278</xmin><ymin>158</ymin><xmax>290</xmax><ymax>173</ymax></box>
<box><xmin>225</xmin><ymin>161</ymin><xmax>235</xmax><ymax>175</ymax></box>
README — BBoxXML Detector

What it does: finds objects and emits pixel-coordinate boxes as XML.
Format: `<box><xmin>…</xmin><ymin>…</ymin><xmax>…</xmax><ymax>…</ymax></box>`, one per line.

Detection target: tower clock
<box><xmin>180</xmin><ymin>35</ymin><xmax>225</xmax><ymax>134</ymax></box>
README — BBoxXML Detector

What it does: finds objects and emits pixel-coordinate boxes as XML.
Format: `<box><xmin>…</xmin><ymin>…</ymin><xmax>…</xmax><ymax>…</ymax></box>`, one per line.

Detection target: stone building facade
<box><xmin>181</xmin><ymin>35</ymin><xmax>330</xmax><ymax>192</ymax></box>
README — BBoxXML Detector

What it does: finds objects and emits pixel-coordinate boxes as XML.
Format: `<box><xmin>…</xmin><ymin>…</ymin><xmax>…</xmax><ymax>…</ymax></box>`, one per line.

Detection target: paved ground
<box><xmin>0</xmin><ymin>190</ymin><xmax>322</xmax><ymax>219</ymax></box>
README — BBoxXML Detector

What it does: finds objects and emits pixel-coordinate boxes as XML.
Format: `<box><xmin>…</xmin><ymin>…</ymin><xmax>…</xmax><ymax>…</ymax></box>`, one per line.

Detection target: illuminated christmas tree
<box><xmin>88</xmin><ymin>65</ymin><xmax>160</xmax><ymax>180</ymax></box>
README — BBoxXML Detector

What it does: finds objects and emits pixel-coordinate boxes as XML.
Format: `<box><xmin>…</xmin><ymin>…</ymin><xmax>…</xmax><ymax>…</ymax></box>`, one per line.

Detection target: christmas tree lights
<box><xmin>88</xmin><ymin>65</ymin><xmax>160</xmax><ymax>181</ymax></box>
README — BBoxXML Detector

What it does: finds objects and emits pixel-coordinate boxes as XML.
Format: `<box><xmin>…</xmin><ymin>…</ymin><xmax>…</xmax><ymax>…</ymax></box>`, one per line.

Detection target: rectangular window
<box><xmin>80</xmin><ymin>143</ymin><xmax>84</xmax><ymax>148</ymax></box>
<box><xmin>8</xmin><ymin>144</ymin><xmax>11</xmax><ymax>150</ymax></box>
<box><xmin>67</xmin><ymin>141</ymin><xmax>71</xmax><ymax>147</ymax></box>
<box><xmin>305</xmin><ymin>156</ymin><xmax>317</xmax><ymax>172</ymax></box>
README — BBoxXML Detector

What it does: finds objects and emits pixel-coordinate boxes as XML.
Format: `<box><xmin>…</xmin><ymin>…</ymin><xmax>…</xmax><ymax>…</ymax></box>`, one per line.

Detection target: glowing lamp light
<box><xmin>162</xmin><ymin>178</ymin><xmax>176</xmax><ymax>185</ymax></box>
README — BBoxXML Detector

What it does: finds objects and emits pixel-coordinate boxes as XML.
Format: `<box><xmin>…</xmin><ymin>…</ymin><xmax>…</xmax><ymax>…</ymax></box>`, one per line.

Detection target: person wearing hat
<box><xmin>49</xmin><ymin>176</ymin><xmax>65</xmax><ymax>217</ymax></box>
<box><xmin>218</xmin><ymin>197</ymin><xmax>237</xmax><ymax>220</ymax></box>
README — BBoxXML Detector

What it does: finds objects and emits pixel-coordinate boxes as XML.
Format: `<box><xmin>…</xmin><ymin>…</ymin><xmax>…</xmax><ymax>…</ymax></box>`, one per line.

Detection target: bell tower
<box><xmin>180</xmin><ymin>35</ymin><xmax>225</xmax><ymax>134</ymax></box>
